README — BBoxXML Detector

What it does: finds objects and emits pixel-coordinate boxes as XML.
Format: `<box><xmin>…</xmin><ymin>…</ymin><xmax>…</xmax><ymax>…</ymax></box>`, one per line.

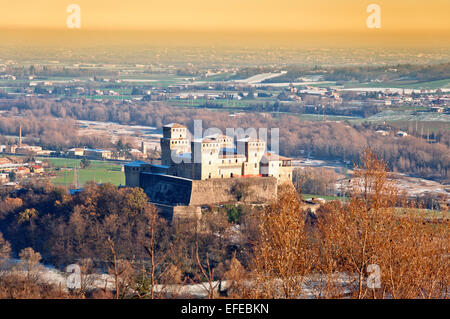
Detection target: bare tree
<box><xmin>106</xmin><ymin>237</ymin><xmax>134</xmax><ymax>299</ymax></box>
<box><xmin>195</xmin><ymin>244</ymin><xmax>218</xmax><ymax>299</ymax></box>
<box><xmin>17</xmin><ymin>247</ymin><xmax>43</xmax><ymax>283</ymax></box>
<box><xmin>249</xmin><ymin>184</ymin><xmax>316</xmax><ymax>298</ymax></box>
<box><xmin>0</xmin><ymin>232</ymin><xmax>11</xmax><ymax>261</ymax></box>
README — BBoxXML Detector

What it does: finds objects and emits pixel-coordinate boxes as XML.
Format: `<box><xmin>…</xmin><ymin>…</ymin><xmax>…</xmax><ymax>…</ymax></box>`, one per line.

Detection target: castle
<box><xmin>126</xmin><ymin>123</ymin><xmax>293</xmax><ymax>183</ymax></box>
<box><xmin>125</xmin><ymin>123</ymin><xmax>293</xmax><ymax>220</ymax></box>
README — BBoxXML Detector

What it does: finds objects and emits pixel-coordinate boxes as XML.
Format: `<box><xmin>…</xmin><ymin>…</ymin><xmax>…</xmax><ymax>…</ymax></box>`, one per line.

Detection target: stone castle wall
<box><xmin>189</xmin><ymin>176</ymin><xmax>277</xmax><ymax>206</ymax></box>
<box><xmin>140</xmin><ymin>173</ymin><xmax>193</xmax><ymax>206</ymax></box>
<box><xmin>139</xmin><ymin>172</ymin><xmax>277</xmax><ymax>207</ymax></box>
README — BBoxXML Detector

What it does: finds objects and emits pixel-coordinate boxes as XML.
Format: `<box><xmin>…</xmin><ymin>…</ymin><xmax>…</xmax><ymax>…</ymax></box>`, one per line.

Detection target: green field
<box><xmin>294</xmin><ymin>113</ymin><xmax>361</xmax><ymax>122</ymax></box>
<box><xmin>39</xmin><ymin>157</ymin><xmax>125</xmax><ymax>187</ymax></box>
<box><xmin>344</xmin><ymin>78</ymin><xmax>450</xmax><ymax>90</ymax></box>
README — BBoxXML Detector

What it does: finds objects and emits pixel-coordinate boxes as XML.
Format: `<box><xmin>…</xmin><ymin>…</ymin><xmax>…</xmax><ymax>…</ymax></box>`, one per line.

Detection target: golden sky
<box><xmin>1</xmin><ymin>0</ymin><xmax>449</xmax><ymax>32</ymax></box>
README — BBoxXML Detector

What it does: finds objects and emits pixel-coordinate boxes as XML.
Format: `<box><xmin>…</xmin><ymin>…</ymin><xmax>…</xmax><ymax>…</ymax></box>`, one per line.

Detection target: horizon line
<box><xmin>2</xmin><ymin>27</ymin><xmax>450</xmax><ymax>34</ymax></box>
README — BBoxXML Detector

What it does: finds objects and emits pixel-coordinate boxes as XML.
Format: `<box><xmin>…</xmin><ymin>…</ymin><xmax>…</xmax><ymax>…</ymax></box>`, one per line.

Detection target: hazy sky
<box><xmin>1</xmin><ymin>0</ymin><xmax>449</xmax><ymax>32</ymax></box>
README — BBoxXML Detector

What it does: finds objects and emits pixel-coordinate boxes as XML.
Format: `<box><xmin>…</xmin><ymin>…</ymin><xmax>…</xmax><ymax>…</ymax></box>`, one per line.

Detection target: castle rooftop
<box><xmin>204</xmin><ymin>133</ymin><xmax>232</xmax><ymax>140</ymax></box>
<box><xmin>236</xmin><ymin>137</ymin><xmax>265</xmax><ymax>143</ymax></box>
<box><xmin>263</xmin><ymin>152</ymin><xmax>292</xmax><ymax>161</ymax></box>
<box><xmin>164</xmin><ymin>123</ymin><xmax>186</xmax><ymax>129</ymax></box>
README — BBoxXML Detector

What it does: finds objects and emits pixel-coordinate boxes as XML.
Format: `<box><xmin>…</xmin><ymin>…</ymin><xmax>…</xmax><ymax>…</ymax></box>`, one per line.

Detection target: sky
<box><xmin>0</xmin><ymin>0</ymin><xmax>449</xmax><ymax>32</ymax></box>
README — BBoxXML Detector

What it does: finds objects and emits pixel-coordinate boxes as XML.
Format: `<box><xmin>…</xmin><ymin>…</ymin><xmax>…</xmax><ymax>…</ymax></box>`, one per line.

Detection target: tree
<box><xmin>293</xmin><ymin>167</ymin><xmax>338</xmax><ymax>196</ymax></box>
<box><xmin>17</xmin><ymin>208</ymin><xmax>39</xmax><ymax>224</ymax></box>
<box><xmin>223</xmin><ymin>254</ymin><xmax>247</xmax><ymax>298</ymax></box>
<box><xmin>106</xmin><ymin>237</ymin><xmax>134</xmax><ymax>299</ymax></box>
<box><xmin>80</xmin><ymin>158</ymin><xmax>91</xmax><ymax>169</ymax></box>
<box><xmin>230</xmin><ymin>181</ymin><xmax>252</xmax><ymax>202</ymax></box>
<box><xmin>18</xmin><ymin>247</ymin><xmax>42</xmax><ymax>282</ymax></box>
<box><xmin>248</xmin><ymin>184</ymin><xmax>316</xmax><ymax>298</ymax></box>
<box><xmin>195</xmin><ymin>245</ymin><xmax>218</xmax><ymax>299</ymax></box>
<box><xmin>140</xmin><ymin>204</ymin><xmax>175</xmax><ymax>299</ymax></box>
<box><xmin>316</xmin><ymin>149</ymin><xmax>448</xmax><ymax>299</ymax></box>
<box><xmin>0</xmin><ymin>232</ymin><xmax>11</xmax><ymax>263</ymax></box>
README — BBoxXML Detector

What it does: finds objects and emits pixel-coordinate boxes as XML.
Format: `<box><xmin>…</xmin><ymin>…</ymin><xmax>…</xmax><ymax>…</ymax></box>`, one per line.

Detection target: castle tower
<box><xmin>237</xmin><ymin>138</ymin><xmax>266</xmax><ymax>176</ymax></box>
<box><xmin>191</xmin><ymin>138</ymin><xmax>220</xmax><ymax>180</ymax></box>
<box><xmin>160</xmin><ymin>123</ymin><xmax>190</xmax><ymax>166</ymax></box>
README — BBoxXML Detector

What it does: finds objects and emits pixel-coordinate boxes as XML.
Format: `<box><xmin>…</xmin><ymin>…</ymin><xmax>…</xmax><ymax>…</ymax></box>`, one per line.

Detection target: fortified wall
<box><xmin>125</xmin><ymin>122</ymin><xmax>292</xmax><ymax>222</ymax></box>
<box><xmin>139</xmin><ymin>172</ymin><xmax>278</xmax><ymax>206</ymax></box>
<box><xmin>137</xmin><ymin>172</ymin><xmax>278</xmax><ymax>221</ymax></box>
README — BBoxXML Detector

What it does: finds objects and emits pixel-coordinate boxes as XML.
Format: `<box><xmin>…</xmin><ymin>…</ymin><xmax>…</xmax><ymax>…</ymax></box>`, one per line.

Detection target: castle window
<box><xmin>254</xmin><ymin>163</ymin><xmax>257</xmax><ymax>168</ymax></box>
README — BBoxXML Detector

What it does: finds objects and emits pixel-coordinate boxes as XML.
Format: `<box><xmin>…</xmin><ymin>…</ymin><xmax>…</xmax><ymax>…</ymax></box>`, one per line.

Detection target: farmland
<box><xmin>40</xmin><ymin>157</ymin><xmax>125</xmax><ymax>187</ymax></box>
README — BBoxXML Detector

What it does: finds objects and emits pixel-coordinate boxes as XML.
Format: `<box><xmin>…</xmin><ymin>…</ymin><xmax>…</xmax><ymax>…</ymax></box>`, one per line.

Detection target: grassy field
<box><xmin>39</xmin><ymin>157</ymin><xmax>125</xmax><ymax>187</ymax></box>
<box><xmin>294</xmin><ymin>113</ymin><xmax>360</xmax><ymax>122</ymax></box>
<box><xmin>365</xmin><ymin>110</ymin><xmax>450</xmax><ymax>126</ymax></box>
<box><xmin>344</xmin><ymin>78</ymin><xmax>450</xmax><ymax>90</ymax></box>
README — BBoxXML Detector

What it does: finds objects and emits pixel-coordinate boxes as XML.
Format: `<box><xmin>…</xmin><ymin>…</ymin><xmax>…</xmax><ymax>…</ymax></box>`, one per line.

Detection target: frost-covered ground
<box><xmin>366</xmin><ymin>110</ymin><xmax>450</xmax><ymax>122</ymax></box>
<box><xmin>232</xmin><ymin>71</ymin><xmax>287</xmax><ymax>84</ymax></box>
<box><xmin>1</xmin><ymin>258</ymin><xmax>357</xmax><ymax>298</ymax></box>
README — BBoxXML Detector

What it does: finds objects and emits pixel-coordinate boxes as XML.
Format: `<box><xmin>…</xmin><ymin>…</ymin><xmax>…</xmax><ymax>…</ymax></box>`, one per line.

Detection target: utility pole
<box><xmin>73</xmin><ymin>167</ymin><xmax>80</xmax><ymax>189</ymax></box>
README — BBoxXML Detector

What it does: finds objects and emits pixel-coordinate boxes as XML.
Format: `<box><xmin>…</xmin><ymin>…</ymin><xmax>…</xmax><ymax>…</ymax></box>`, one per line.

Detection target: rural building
<box><xmin>83</xmin><ymin>148</ymin><xmax>112</xmax><ymax>160</ymax></box>
<box><xmin>68</xmin><ymin>148</ymin><xmax>85</xmax><ymax>157</ymax></box>
<box><xmin>31</xmin><ymin>165</ymin><xmax>44</xmax><ymax>174</ymax></box>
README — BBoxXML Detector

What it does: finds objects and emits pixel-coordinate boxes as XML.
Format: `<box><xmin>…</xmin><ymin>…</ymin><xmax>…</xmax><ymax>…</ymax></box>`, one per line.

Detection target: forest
<box><xmin>0</xmin><ymin>151</ymin><xmax>447</xmax><ymax>298</ymax></box>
